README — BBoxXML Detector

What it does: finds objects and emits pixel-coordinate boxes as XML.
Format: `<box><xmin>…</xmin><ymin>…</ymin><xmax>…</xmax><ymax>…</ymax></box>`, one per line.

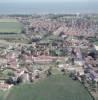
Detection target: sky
<box><xmin>0</xmin><ymin>0</ymin><xmax>98</xmax><ymax>3</ymax></box>
<box><xmin>0</xmin><ymin>0</ymin><xmax>97</xmax><ymax>14</ymax></box>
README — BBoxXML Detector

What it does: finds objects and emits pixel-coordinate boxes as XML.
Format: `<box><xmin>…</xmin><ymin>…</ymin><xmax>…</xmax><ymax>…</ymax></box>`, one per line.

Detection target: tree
<box><xmin>80</xmin><ymin>75</ymin><xmax>85</xmax><ymax>84</ymax></box>
<box><xmin>47</xmin><ymin>67</ymin><xmax>52</xmax><ymax>77</ymax></box>
<box><xmin>17</xmin><ymin>76</ymin><xmax>23</xmax><ymax>84</ymax></box>
<box><xmin>91</xmin><ymin>80</ymin><xmax>97</xmax><ymax>92</ymax></box>
<box><xmin>5</xmin><ymin>77</ymin><xmax>13</xmax><ymax>84</ymax></box>
<box><xmin>7</xmin><ymin>71</ymin><xmax>15</xmax><ymax>77</ymax></box>
<box><xmin>49</xmin><ymin>50</ymin><xmax>57</xmax><ymax>56</ymax></box>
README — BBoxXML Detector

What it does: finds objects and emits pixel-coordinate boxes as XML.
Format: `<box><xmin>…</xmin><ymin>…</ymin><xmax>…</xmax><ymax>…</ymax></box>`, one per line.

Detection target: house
<box><xmin>0</xmin><ymin>82</ymin><xmax>13</xmax><ymax>91</ymax></box>
<box><xmin>33</xmin><ymin>56</ymin><xmax>54</xmax><ymax>64</ymax></box>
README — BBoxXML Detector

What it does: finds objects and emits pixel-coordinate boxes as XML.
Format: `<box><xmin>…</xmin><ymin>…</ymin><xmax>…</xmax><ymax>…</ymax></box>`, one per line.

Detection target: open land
<box><xmin>0</xmin><ymin>19</ymin><xmax>23</xmax><ymax>33</ymax></box>
<box><xmin>5</xmin><ymin>75</ymin><xmax>93</xmax><ymax>100</ymax></box>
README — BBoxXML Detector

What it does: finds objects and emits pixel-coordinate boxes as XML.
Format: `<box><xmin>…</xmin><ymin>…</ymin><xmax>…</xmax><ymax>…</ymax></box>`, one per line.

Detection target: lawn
<box><xmin>0</xmin><ymin>19</ymin><xmax>23</xmax><ymax>33</ymax></box>
<box><xmin>4</xmin><ymin>75</ymin><xmax>93</xmax><ymax>100</ymax></box>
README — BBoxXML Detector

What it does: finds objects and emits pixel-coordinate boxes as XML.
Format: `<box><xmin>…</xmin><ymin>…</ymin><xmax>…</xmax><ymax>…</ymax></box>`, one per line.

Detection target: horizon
<box><xmin>0</xmin><ymin>1</ymin><xmax>97</xmax><ymax>14</ymax></box>
<box><xmin>0</xmin><ymin>0</ymin><xmax>98</xmax><ymax>3</ymax></box>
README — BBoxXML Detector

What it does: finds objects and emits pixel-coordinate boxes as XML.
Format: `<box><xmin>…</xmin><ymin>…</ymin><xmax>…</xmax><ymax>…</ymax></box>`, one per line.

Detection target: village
<box><xmin>0</xmin><ymin>14</ymin><xmax>98</xmax><ymax>99</ymax></box>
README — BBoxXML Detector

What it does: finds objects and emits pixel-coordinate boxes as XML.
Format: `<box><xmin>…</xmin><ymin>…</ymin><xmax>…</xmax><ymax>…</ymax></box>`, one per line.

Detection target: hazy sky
<box><xmin>0</xmin><ymin>0</ymin><xmax>98</xmax><ymax>3</ymax></box>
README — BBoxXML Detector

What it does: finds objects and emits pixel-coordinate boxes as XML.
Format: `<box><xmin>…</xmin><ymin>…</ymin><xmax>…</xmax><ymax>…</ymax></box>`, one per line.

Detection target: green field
<box><xmin>0</xmin><ymin>90</ymin><xmax>6</xmax><ymax>100</ymax></box>
<box><xmin>4</xmin><ymin>75</ymin><xmax>93</xmax><ymax>100</ymax></box>
<box><xmin>0</xmin><ymin>34</ymin><xmax>26</xmax><ymax>39</ymax></box>
<box><xmin>0</xmin><ymin>19</ymin><xmax>23</xmax><ymax>33</ymax></box>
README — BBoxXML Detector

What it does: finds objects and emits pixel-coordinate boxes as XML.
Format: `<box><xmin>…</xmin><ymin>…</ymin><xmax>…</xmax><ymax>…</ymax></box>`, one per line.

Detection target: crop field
<box><xmin>4</xmin><ymin>75</ymin><xmax>93</xmax><ymax>100</ymax></box>
<box><xmin>0</xmin><ymin>19</ymin><xmax>23</xmax><ymax>33</ymax></box>
<box><xmin>0</xmin><ymin>90</ymin><xmax>7</xmax><ymax>100</ymax></box>
<box><xmin>0</xmin><ymin>34</ymin><xmax>26</xmax><ymax>40</ymax></box>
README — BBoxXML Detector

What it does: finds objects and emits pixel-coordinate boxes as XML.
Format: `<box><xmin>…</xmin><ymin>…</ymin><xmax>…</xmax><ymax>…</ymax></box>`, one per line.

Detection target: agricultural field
<box><xmin>0</xmin><ymin>34</ymin><xmax>26</xmax><ymax>39</ymax></box>
<box><xmin>0</xmin><ymin>90</ymin><xmax>6</xmax><ymax>100</ymax></box>
<box><xmin>0</xmin><ymin>19</ymin><xmax>23</xmax><ymax>33</ymax></box>
<box><xmin>4</xmin><ymin>75</ymin><xmax>93</xmax><ymax>100</ymax></box>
